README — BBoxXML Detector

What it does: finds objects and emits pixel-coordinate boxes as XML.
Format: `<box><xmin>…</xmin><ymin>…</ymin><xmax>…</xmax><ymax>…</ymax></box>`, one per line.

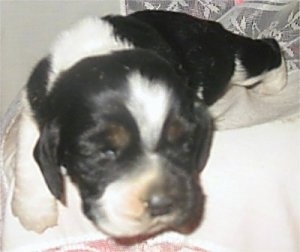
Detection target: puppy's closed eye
<box><xmin>105</xmin><ymin>124</ymin><xmax>130</xmax><ymax>150</ymax></box>
<box><xmin>99</xmin><ymin>124</ymin><xmax>131</xmax><ymax>161</ymax></box>
<box><xmin>158</xmin><ymin>116</ymin><xmax>196</xmax><ymax>162</ymax></box>
<box><xmin>78</xmin><ymin>123</ymin><xmax>130</xmax><ymax>160</ymax></box>
<box><xmin>165</xmin><ymin>117</ymin><xmax>190</xmax><ymax>143</ymax></box>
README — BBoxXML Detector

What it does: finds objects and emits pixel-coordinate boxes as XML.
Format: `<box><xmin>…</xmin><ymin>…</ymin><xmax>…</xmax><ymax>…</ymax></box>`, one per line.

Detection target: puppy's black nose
<box><xmin>147</xmin><ymin>194</ymin><xmax>173</xmax><ymax>217</ymax></box>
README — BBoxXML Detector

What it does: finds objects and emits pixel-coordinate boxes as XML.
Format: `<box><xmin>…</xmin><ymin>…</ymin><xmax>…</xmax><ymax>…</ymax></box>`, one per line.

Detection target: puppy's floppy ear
<box><xmin>34</xmin><ymin>120</ymin><xmax>65</xmax><ymax>204</ymax></box>
<box><xmin>194</xmin><ymin>100</ymin><xmax>214</xmax><ymax>172</ymax></box>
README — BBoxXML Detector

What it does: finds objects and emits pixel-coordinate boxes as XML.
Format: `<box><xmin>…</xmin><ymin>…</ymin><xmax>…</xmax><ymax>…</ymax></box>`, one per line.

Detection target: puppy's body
<box><xmin>12</xmin><ymin>11</ymin><xmax>286</xmax><ymax>236</ymax></box>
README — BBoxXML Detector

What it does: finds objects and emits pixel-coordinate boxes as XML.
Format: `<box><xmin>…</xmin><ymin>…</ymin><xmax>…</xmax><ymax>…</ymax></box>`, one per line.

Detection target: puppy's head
<box><xmin>32</xmin><ymin>49</ymin><xmax>212</xmax><ymax>238</ymax></box>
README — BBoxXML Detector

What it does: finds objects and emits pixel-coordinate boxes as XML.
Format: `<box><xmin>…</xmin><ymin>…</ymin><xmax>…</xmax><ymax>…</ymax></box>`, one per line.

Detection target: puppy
<box><xmin>11</xmin><ymin>10</ymin><xmax>286</xmax><ymax>236</ymax></box>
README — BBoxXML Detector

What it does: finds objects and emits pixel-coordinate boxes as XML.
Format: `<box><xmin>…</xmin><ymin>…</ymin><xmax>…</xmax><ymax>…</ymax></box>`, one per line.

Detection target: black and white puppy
<box><xmin>11</xmin><ymin>11</ymin><xmax>286</xmax><ymax>237</ymax></box>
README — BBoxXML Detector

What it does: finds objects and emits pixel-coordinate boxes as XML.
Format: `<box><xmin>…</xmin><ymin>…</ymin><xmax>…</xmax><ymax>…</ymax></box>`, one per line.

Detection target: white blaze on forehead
<box><xmin>126</xmin><ymin>72</ymin><xmax>172</xmax><ymax>149</ymax></box>
<box><xmin>48</xmin><ymin>16</ymin><xmax>133</xmax><ymax>91</ymax></box>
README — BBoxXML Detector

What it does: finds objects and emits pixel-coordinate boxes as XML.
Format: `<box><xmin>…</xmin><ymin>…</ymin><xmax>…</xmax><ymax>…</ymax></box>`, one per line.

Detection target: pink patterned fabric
<box><xmin>45</xmin><ymin>239</ymin><xmax>206</xmax><ymax>252</ymax></box>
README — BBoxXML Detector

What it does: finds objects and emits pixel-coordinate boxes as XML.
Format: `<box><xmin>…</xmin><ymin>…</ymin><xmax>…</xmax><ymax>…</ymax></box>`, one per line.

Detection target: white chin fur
<box><xmin>95</xmin><ymin>217</ymin><xmax>158</xmax><ymax>237</ymax></box>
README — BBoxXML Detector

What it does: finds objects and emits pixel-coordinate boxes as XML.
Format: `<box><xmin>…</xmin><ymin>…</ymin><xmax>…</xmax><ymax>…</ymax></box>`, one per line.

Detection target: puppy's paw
<box><xmin>12</xmin><ymin>188</ymin><xmax>58</xmax><ymax>233</ymax></box>
<box><xmin>253</xmin><ymin>57</ymin><xmax>287</xmax><ymax>95</ymax></box>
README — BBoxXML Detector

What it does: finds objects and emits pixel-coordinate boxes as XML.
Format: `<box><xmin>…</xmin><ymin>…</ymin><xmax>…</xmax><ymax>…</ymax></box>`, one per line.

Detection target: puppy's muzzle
<box><xmin>84</xmin><ymin>156</ymin><xmax>202</xmax><ymax>237</ymax></box>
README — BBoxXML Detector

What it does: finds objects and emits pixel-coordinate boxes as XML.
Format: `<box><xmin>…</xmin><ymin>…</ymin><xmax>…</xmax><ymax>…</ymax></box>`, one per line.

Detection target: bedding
<box><xmin>1</xmin><ymin>1</ymin><xmax>299</xmax><ymax>251</ymax></box>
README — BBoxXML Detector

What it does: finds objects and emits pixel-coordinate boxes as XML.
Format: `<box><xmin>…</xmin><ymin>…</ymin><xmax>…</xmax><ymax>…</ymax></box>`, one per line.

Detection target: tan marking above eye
<box><xmin>106</xmin><ymin>124</ymin><xmax>130</xmax><ymax>149</ymax></box>
<box><xmin>166</xmin><ymin>118</ymin><xmax>186</xmax><ymax>142</ymax></box>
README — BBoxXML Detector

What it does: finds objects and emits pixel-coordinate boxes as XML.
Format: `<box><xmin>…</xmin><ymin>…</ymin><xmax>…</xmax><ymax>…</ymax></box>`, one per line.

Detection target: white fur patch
<box><xmin>48</xmin><ymin>17</ymin><xmax>133</xmax><ymax>91</ymax></box>
<box><xmin>230</xmin><ymin>57</ymin><xmax>287</xmax><ymax>94</ymax></box>
<box><xmin>125</xmin><ymin>72</ymin><xmax>172</xmax><ymax>149</ymax></box>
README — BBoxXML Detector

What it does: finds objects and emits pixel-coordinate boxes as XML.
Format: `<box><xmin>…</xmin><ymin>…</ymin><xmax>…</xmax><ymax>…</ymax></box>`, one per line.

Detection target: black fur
<box><xmin>108</xmin><ymin>10</ymin><xmax>283</xmax><ymax>104</ymax></box>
